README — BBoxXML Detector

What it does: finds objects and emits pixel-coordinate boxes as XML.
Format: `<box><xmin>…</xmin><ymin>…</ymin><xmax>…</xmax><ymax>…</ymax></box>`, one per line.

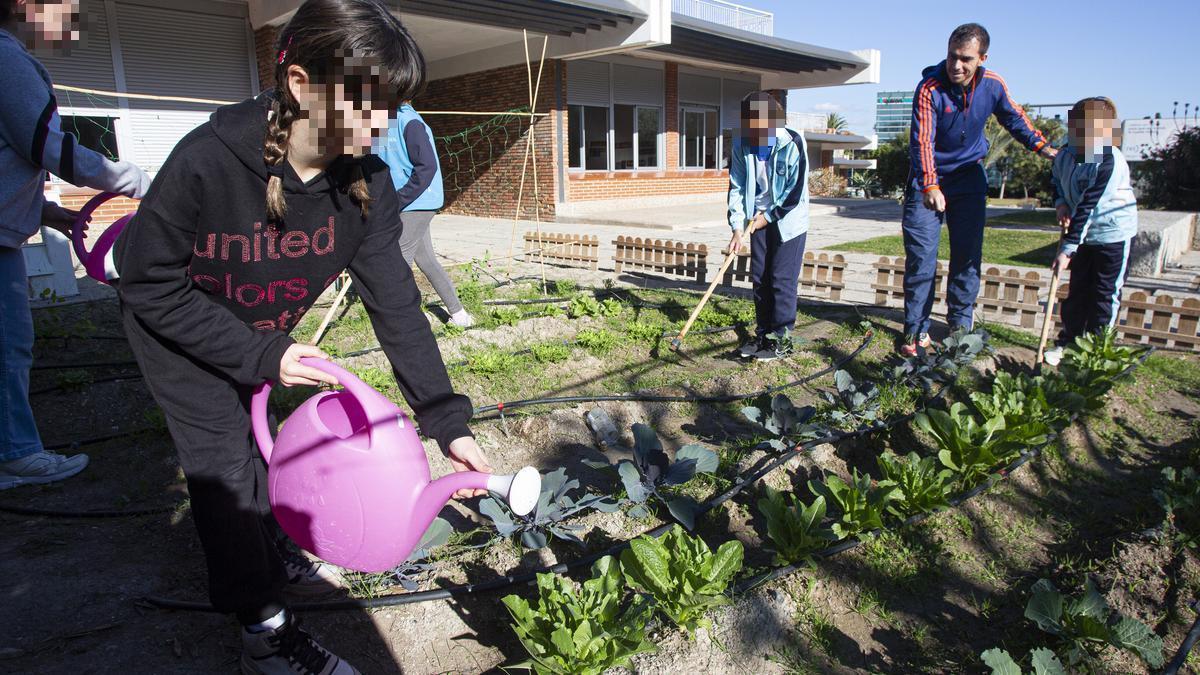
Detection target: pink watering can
<box><xmin>251</xmin><ymin>357</ymin><xmax>540</xmax><ymax>573</ymax></box>
<box><xmin>71</xmin><ymin>191</ymin><xmax>135</xmax><ymax>284</ymax></box>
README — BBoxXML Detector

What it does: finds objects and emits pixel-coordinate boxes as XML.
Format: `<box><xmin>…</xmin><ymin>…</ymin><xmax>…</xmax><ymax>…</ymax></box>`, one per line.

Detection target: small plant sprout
<box><xmin>756</xmin><ymin>486</ymin><xmax>838</xmax><ymax>566</ymax></box>
<box><xmin>808</xmin><ymin>468</ymin><xmax>899</xmax><ymax>540</ymax></box>
<box><xmin>502</xmin><ymin>556</ymin><xmax>655</xmax><ymax>675</ymax></box>
<box><xmin>620</xmin><ymin>525</ymin><xmax>744</xmax><ymax>636</ymax></box>
<box><xmin>1155</xmin><ymin>466</ymin><xmax>1200</xmax><ymax>549</ymax></box>
<box><xmin>587</xmin><ymin>424</ymin><xmax>718</xmax><ymax>531</ymax></box>
<box><xmin>479</xmin><ymin>468</ymin><xmax>618</xmax><ymax>549</ymax></box>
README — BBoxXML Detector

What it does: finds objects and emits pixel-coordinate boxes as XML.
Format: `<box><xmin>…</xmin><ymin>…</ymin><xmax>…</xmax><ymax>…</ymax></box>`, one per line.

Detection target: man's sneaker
<box><xmin>449</xmin><ymin>309</ymin><xmax>474</xmax><ymax>328</ymax></box>
<box><xmin>898</xmin><ymin>332</ymin><xmax>933</xmax><ymax>358</ymax></box>
<box><xmin>0</xmin><ymin>451</ymin><xmax>88</xmax><ymax>491</ymax></box>
<box><xmin>752</xmin><ymin>335</ymin><xmax>793</xmax><ymax>362</ymax></box>
<box><xmin>738</xmin><ymin>339</ymin><xmax>759</xmax><ymax>358</ymax></box>
<box><xmin>277</xmin><ymin>541</ymin><xmax>345</xmax><ymax>598</ymax></box>
<box><xmin>241</xmin><ymin>613</ymin><xmax>359</xmax><ymax>675</ymax></box>
<box><xmin>1042</xmin><ymin>346</ymin><xmax>1064</xmax><ymax>367</ymax></box>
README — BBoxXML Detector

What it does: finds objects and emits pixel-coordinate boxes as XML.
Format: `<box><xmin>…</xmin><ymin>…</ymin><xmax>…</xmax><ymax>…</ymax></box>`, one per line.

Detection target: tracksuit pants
<box><xmin>750</xmin><ymin>225</ymin><xmax>807</xmax><ymax>338</ymax></box>
<box><xmin>901</xmin><ymin>163</ymin><xmax>988</xmax><ymax>337</ymax></box>
<box><xmin>1056</xmin><ymin>239</ymin><xmax>1132</xmax><ymax>346</ymax></box>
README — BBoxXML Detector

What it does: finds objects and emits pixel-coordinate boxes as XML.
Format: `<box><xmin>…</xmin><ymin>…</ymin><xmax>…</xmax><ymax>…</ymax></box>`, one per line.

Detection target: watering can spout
<box><xmin>424</xmin><ymin>466</ymin><xmax>541</xmax><ymax>517</ymax></box>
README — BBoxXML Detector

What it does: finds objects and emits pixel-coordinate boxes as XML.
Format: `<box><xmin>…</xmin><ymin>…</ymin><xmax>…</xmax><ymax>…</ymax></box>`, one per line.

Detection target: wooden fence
<box><xmin>613</xmin><ymin>236</ymin><xmax>708</xmax><ymax>283</ymax></box>
<box><xmin>522</xmin><ymin>231</ymin><xmax>599</xmax><ymax>270</ymax></box>
<box><xmin>721</xmin><ymin>245</ymin><xmax>846</xmax><ymax>300</ymax></box>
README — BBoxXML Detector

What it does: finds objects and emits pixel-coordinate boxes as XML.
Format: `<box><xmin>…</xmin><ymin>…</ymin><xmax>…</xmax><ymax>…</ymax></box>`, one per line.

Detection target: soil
<box><xmin>2</xmin><ymin>267</ymin><xmax>1198</xmax><ymax>675</ymax></box>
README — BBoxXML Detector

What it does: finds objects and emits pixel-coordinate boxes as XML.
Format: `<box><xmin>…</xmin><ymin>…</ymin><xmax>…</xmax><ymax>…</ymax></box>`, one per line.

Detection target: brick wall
<box><xmin>414</xmin><ymin>61</ymin><xmax>559</xmax><ymax>220</ymax></box>
<box><xmin>253</xmin><ymin>25</ymin><xmax>279</xmax><ymax>94</ymax></box>
<box><xmin>664</xmin><ymin>62</ymin><xmax>680</xmax><ymax>171</ymax></box>
<box><xmin>567</xmin><ymin>171</ymin><xmax>728</xmax><ymax>201</ymax></box>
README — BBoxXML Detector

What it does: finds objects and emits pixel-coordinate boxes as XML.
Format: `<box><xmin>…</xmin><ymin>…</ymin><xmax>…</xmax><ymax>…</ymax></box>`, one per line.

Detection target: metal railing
<box><xmin>672</xmin><ymin>0</ymin><xmax>773</xmax><ymax>36</ymax></box>
<box><xmin>787</xmin><ymin>112</ymin><xmax>828</xmax><ymax>132</ymax></box>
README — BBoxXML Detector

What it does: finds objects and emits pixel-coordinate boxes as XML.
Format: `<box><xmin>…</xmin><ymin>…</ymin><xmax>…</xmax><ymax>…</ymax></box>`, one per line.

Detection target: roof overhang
<box><xmin>832</xmin><ymin>158</ymin><xmax>877</xmax><ymax>169</ymax></box>
<box><xmin>805</xmin><ymin>131</ymin><xmax>873</xmax><ymax>148</ymax></box>
<box><xmin>650</xmin><ymin>14</ymin><xmax>866</xmax><ymax>74</ymax></box>
<box><xmin>396</xmin><ymin>0</ymin><xmax>644</xmax><ymax>37</ymax></box>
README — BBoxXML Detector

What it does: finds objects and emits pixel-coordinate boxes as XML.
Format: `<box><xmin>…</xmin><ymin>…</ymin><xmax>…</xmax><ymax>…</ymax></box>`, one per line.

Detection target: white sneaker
<box><xmin>0</xmin><ymin>451</ymin><xmax>88</xmax><ymax>491</ymax></box>
<box><xmin>1043</xmin><ymin>346</ymin><xmax>1064</xmax><ymax>367</ymax></box>
<box><xmin>449</xmin><ymin>309</ymin><xmax>474</xmax><ymax>328</ymax></box>
<box><xmin>240</xmin><ymin>612</ymin><xmax>359</xmax><ymax>675</ymax></box>
<box><xmin>277</xmin><ymin>541</ymin><xmax>345</xmax><ymax>598</ymax></box>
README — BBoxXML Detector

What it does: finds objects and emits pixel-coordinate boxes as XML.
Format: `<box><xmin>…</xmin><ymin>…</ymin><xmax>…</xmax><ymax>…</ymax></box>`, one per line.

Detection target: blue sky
<box><xmin>753</xmin><ymin>0</ymin><xmax>1200</xmax><ymax>135</ymax></box>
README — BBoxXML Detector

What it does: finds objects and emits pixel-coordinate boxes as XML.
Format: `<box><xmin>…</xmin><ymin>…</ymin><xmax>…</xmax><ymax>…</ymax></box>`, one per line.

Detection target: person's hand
<box><xmin>727</xmin><ymin>229</ymin><xmax>743</xmax><ymax>254</ymax></box>
<box><xmin>922</xmin><ymin>188</ymin><xmax>946</xmax><ymax>213</ymax></box>
<box><xmin>41</xmin><ymin>202</ymin><xmax>79</xmax><ymax>238</ymax></box>
<box><xmin>749</xmin><ymin>212</ymin><xmax>769</xmax><ymax>232</ymax></box>
<box><xmin>1053</xmin><ymin>252</ymin><xmax>1072</xmax><ymax>274</ymax></box>
<box><xmin>447</xmin><ymin>436</ymin><xmax>494</xmax><ymax>499</ymax></box>
<box><xmin>1056</xmin><ymin>204</ymin><xmax>1071</xmax><ymax>231</ymax></box>
<box><xmin>1040</xmin><ymin>145</ymin><xmax>1058</xmax><ymax>160</ymax></box>
<box><xmin>278</xmin><ymin>343</ymin><xmax>339</xmax><ymax>387</ymax></box>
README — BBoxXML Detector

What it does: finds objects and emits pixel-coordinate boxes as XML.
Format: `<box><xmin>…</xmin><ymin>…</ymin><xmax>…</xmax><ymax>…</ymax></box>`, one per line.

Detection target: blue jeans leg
<box><xmin>944</xmin><ymin>190</ymin><xmax>987</xmax><ymax>330</ymax></box>
<box><xmin>751</xmin><ymin>226</ymin><xmax>806</xmax><ymax>337</ymax></box>
<box><xmin>901</xmin><ymin>185</ymin><xmax>942</xmax><ymax>337</ymax></box>
<box><xmin>0</xmin><ymin>246</ymin><xmax>43</xmax><ymax>461</ymax></box>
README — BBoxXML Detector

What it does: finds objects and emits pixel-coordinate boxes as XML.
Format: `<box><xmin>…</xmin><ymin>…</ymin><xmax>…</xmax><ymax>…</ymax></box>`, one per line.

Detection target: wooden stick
<box><xmin>528</xmin><ymin>34</ymin><xmax>550</xmax><ymax>294</ymax></box>
<box><xmin>310</xmin><ymin>275</ymin><xmax>353</xmax><ymax>346</ymax></box>
<box><xmin>1035</xmin><ymin>225</ymin><xmax>1069</xmax><ymax>370</ymax></box>
<box><xmin>670</xmin><ymin>252</ymin><xmax>740</xmax><ymax>351</ymax></box>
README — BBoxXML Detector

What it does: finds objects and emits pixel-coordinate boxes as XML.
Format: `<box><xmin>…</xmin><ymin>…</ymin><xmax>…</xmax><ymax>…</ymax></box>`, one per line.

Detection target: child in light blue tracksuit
<box><xmin>727</xmin><ymin>91</ymin><xmax>810</xmax><ymax>362</ymax></box>
<box><xmin>1044</xmin><ymin>97</ymin><xmax>1138</xmax><ymax>365</ymax></box>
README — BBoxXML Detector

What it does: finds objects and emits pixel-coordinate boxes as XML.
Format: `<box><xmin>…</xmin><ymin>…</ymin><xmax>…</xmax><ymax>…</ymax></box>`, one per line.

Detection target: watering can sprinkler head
<box><xmin>486</xmin><ymin>466</ymin><xmax>541</xmax><ymax>516</ymax></box>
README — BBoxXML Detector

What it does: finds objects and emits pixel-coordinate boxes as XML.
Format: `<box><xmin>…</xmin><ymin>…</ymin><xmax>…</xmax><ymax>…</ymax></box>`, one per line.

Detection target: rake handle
<box><xmin>671</xmin><ymin>248</ymin><xmax>740</xmax><ymax>351</ymax></box>
<box><xmin>1035</xmin><ymin>224</ymin><xmax>1070</xmax><ymax>370</ymax></box>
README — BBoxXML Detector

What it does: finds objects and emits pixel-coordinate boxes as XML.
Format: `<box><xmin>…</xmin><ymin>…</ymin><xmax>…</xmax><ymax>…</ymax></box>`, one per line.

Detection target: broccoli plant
<box><xmin>479</xmin><ymin>468</ymin><xmax>618</xmax><ymax>549</ymax></box>
<box><xmin>893</xmin><ymin>328</ymin><xmax>990</xmax><ymax>395</ymax></box>
<box><xmin>620</xmin><ymin>525</ymin><xmax>744</xmax><ymax>635</ymax></box>
<box><xmin>980</xmin><ymin>647</ymin><xmax>1066</xmax><ymax>675</ymax></box>
<box><xmin>1058</xmin><ymin>328</ymin><xmax>1146</xmax><ymax>407</ymax></box>
<box><xmin>741</xmin><ymin>393</ymin><xmax>827</xmax><ymax>452</ymax></box>
<box><xmin>808</xmin><ymin>468</ymin><xmax>898</xmax><ymax>539</ymax></box>
<box><xmin>502</xmin><ymin>556</ymin><xmax>655</xmax><ymax>675</ymax></box>
<box><xmin>1155</xmin><ymin>466</ymin><xmax>1200</xmax><ymax>549</ymax></box>
<box><xmin>821</xmin><ymin>369</ymin><xmax>882</xmax><ymax>429</ymax></box>
<box><xmin>982</xmin><ymin>578</ymin><xmax>1163</xmax><ymax>671</ymax></box>
<box><xmin>587</xmin><ymin>423</ymin><xmax>718</xmax><ymax>531</ymax></box>
<box><xmin>876</xmin><ymin>451</ymin><xmax>952</xmax><ymax>518</ymax></box>
<box><xmin>756</xmin><ymin>486</ymin><xmax>838</xmax><ymax>566</ymax></box>
<box><xmin>387</xmin><ymin>517</ymin><xmax>452</xmax><ymax>591</ymax></box>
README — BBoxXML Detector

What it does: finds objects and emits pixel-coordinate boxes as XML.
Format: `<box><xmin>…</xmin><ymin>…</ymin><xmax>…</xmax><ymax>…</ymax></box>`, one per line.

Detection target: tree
<box><xmin>1136</xmin><ymin>126</ymin><xmax>1200</xmax><ymax>211</ymax></box>
<box><xmin>1007</xmin><ymin>116</ymin><xmax>1065</xmax><ymax>203</ymax></box>
<box><xmin>871</xmin><ymin>131</ymin><xmax>910</xmax><ymax>196</ymax></box>
<box><xmin>983</xmin><ymin>116</ymin><xmax>1017</xmax><ymax>197</ymax></box>
<box><xmin>826</xmin><ymin>113</ymin><xmax>848</xmax><ymax>132</ymax></box>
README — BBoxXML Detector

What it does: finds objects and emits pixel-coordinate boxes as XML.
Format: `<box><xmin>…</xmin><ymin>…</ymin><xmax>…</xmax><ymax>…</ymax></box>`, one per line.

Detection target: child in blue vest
<box><xmin>1043</xmin><ymin>97</ymin><xmax>1138</xmax><ymax>366</ymax></box>
<box><xmin>377</xmin><ymin>102</ymin><xmax>473</xmax><ymax>327</ymax></box>
<box><xmin>727</xmin><ymin>91</ymin><xmax>810</xmax><ymax>362</ymax></box>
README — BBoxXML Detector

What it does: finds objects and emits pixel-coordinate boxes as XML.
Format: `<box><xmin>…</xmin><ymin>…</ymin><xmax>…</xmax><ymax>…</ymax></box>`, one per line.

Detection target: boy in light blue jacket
<box><xmin>727</xmin><ymin>91</ymin><xmax>810</xmax><ymax>362</ymax></box>
<box><xmin>1044</xmin><ymin>97</ymin><xmax>1138</xmax><ymax>366</ymax></box>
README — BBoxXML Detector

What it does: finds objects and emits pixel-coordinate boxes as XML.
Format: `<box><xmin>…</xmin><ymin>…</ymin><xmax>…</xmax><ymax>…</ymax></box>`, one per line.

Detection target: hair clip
<box><xmin>277</xmin><ymin>35</ymin><xmax>293</xmax><ymax>65</ymax></box>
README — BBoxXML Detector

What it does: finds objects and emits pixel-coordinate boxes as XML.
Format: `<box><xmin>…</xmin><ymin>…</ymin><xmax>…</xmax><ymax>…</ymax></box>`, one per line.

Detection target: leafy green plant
<box><xmin>503</xmin><ymin>556</ymin><xmax>655</xmax><ymax>674</ymax></box>
<box><xmin>536</xmin><ymin>302</ymin><xmax>565</xmax><ymax>318</ymax></box>
<box><xmin>575</xmin><ymin>328</ymin><xmax>621</xmax><ymax>355</ymax></box>
<box><xmin>821</xmin><ymin>369</ymin><xmax>882</xmax><ymax>428</ymax></box>
<box><xmin>387</xmin><ymin>517</ymin><xmax>452</xmax><ymax>591</ymax></box>
<box><xmin>980</xmin><ymin>647</ymin><xmax>1066</xmax><ymax>675</ymax></box>
<box><xmin>625</xmin><ymin>321</ymin><xmax>663</xmax><ymax>345</ymax></box>
<box><xmin>463</xmin><ymin>347</ymin><xmax>520</xmax><ymax>375</ymax></box>
<box><xmin>588</xmin><ymin>424</ymin><xmax>718</xmax><ymax>531</ymax></box>
<box><xmin>808</xmin><ymin>469</ymin><xmax>898</xmax><ymax>539</ymax></box>
<box><xmin>620</xmin><ymin>525</ymin><xmax>744</xmax><ymax>635</ymax></box>
<box><xmin>1019</xmin><ymin>578</ymin><xmax>1163</xmax><ymax>669</ymax></box>
<box><xmin>916</xmin><ymin>402</ymin><xmax>1044</xmax><ymax>487</ymax></box>
<box><xmin>892</xmin><ymin>328</ymin><xmax>990</xmax><ymax>395</ymax></box>
<box><xmin>552</xmin><ymin>279</ymin><xmax>579</xmax><ymax>296</ymax></box>
<box><xmin>530</xmin><ymin>341</ymin><xmax>571</xmax><ymax>364</ymax></box>
<box><xmin>1058</xmin><ymin>327</ymin><xmax>1146</xmax><ymax>406</ymax></box>
<box><xmin>568</xmin><ymin>295</ymin><xmax>622</xmax><ymax>319</ymax></box>
<box><xmin>479</xmin><ymin>468</ymin><xmax>618</xmax><ymax>549</ymax></box>
<box><xmin>756</xmin><ymin>486</ymin><xmax>837</xmax><ymax>566</ymax></box>
<box><xmin>970</xmin><ymin>371</ymin><xmax>1082</xmax><ymax>430</ymax></box>
<box><xmin>876</xmin><ymin>452</ymin><xmax>952</xmax><ymax>518</ymax></box>
<box><xmin>482</xmin><ymin>306</ymin><xmax>524</xmax><ymax>328</ymax></box>
<box><xmin>741</xmin><ymin>393</ymin><xmax>826</xmax><ymax>451</ymax></box>
<box><xmin>1155</xmin><ymin>466</ymin><xmax>1200</xmax><ymax>549</ymax></box>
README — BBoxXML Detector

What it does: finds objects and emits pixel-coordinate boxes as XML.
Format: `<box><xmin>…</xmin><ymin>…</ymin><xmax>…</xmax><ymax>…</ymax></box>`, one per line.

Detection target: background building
<box><xmin>874</xmin><ymin>89</ymin><xmax>912</xmax><ymax>142</ymax></box>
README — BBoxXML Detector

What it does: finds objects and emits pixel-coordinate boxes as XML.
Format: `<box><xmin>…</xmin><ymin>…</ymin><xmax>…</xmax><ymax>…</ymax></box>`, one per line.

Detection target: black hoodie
<box><xmin>115</xmin><ymin>94</ymin><xmax>473</xmax><ymax>452</ymax></box>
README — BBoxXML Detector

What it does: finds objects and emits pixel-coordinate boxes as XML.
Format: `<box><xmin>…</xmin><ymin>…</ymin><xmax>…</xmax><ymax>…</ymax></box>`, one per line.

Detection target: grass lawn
<box><xmin>829</xmin><ymin>225</ymin><xmax>1060</xmax><ymax>268</ymax></box>
<box><xmin>986</xmin><ymin>209</ymin><xmax>1059</xmax><ymax>228</ymax></box>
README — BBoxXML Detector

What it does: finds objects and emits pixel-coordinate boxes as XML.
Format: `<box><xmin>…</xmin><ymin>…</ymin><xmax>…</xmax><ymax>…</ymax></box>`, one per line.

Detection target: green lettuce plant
<box><xmin>756</xmin><ymin>486</ymin><xmax>838</xmax><ymax>566</ymax></box>
<box><xmin>808</xmin><ymin>468</ymin><xmax>898</xmax><ymax>539</ymax></box>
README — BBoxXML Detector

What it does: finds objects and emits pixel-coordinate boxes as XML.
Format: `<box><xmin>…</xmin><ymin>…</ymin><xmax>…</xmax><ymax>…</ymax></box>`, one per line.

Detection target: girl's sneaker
<box><xmin>241</xmin><ymin>612</ymin><xmax>359</xmax><ymax>675</ymax></box>
<box><xmin>276</xmin><ymin>539</ymin><xmax>344</xmax><ymax>598</ymax></box>
<box><xmin>0</xmin><ymin>451</ymin><xmax>88</xmax><ymax>491</ymax></box>
<box><xmin>449</xmin><ymin>309</ymin><xmax>474</xmax><ymax>328</ymax></box>
<box><xmin>898</xmin><ymin>332</ymin><xmax>933</xmax><ymax>358</ymax></box>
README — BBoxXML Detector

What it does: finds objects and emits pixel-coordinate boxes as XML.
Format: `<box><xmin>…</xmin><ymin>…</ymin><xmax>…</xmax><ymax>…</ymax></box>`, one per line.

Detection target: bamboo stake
<box><xmin>1035</xmin><ymin>224</ymin><xmax>1070</xmax><ymax>370</ymax></box>
<box><xmin>310</xmin><ymin>275</ymin><xmax>353</xmax><ymax>347</ymax></box>
<box><xmin>670</xmin><ymin>252</ymin><xmax>740</xmax><ymax>351</ymax></box>
<box><xmin>528</xmin><ymin>34</ymin><xmax>550</xmax><ymax>294</ymax></box>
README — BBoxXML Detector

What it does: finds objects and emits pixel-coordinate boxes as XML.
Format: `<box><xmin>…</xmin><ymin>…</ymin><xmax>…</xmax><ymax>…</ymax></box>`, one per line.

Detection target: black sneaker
<box><xmin>752</xmin><ymin>335</ymin><xmax>793</xmax><ymax>362</ymax></box>
<box><xmin>275</xmin><ymin>538</ymin><xmax>345</xmax><ymax>598</ymax></box>
<box><xmin>241</xmin><ymin>613</ymin><xmax>359</xmax><ymax>675</ymax></box>
<box><xmin>738</xmin><ymin>339</ymin><xmax>759</xmax><ymax>358</ymax></box>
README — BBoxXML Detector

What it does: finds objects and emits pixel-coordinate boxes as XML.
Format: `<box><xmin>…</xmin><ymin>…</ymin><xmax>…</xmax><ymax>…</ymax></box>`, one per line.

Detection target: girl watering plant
<box><xmin>113</xmin><ymin>1</ymin><xmax>491</xmax><ymax>672</ymax></box>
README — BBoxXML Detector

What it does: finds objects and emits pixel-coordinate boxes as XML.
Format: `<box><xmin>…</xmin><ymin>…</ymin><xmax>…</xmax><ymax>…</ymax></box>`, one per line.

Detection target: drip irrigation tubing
<box><xmin>30</xmin><ymin>374</ymin><xmax>144</xmax><ymax>397</ymax></box>
<box><xmin>30</xmin><ymin>360</ymin><xmax>138</xmax><ymax>371</ymax></box>
<box><xmin>0</xmin><ymin>500</ymin><xmax>184</xmax><ymax>519</ymax></box>
<box><xmin>1163</xmin><ymin>599</ymin><xmax>1200</xmax><ymax>675</ymax></box>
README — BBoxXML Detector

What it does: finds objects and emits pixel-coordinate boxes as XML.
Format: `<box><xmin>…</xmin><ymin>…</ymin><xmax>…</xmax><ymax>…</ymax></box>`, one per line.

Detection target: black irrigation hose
<box><xmin>42</xmin><ymin>428</ymin><xmax>159</xmax><ymax>451</ymax></box>
<box><xmin>1163</xmin><ymin>599</ymin><xmax>1200</xmax><ymax>675</ymax></box>
<box><xmin>0</xmin><ymin>501</ymin><xmax>183</xmax><ymax>519</ymax></box>
<box><xmin>30</xmin><ymin>374</ymin><xmax>145</xmax><ymax>397</ymax></box>
<box><xmin>470</xmin><ymin>331</ymin><xmax>873</xmax><ymax>418</ymax></box>
<box><xmin>30</xmin><ymin>360</ymin><xmax>138</xmax><ymax>371</ymax></box>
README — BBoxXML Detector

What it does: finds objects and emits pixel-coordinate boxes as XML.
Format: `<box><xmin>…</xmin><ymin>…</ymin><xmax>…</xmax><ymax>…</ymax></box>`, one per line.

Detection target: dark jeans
<box><xmin>901</xmin><ymin>163</ymin><xmax>988</xmax><ymax>337</ymax></box>
<box><xmin>1057</xmin><ymin>239</ymin><xmax>1132</xmax><ymax>346</ymax></box>
<box><xmin>750</xmin><ymin>226</ymin><xmax>807</xmax><ymax>338</ymax></box>
<box><xmin>122</xmin><ymin>302</ymin><xmax>286</xmax><ymax>623</ymax></box>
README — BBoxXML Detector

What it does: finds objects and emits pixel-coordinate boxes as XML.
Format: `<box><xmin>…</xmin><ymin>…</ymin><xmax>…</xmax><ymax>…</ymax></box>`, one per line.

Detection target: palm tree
<box><xmin>826</xmin><ymin>112</ymin><xmax>848</xmax><ymax>133</ymax></box>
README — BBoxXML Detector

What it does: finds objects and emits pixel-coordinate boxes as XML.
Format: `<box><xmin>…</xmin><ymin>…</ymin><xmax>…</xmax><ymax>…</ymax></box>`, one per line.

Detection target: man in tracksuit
<box><xmin>900</xmin><ymin>23</ymin><xmax>1057</xmax><ymax>356</ymax></box>
<box><xmin>1042</xmin><ymin>97</ymin><xmax>1138</xmax><ymax>366</ymax></box>
<box><xmin>727</xmin><ymin>91</ymin><xmax>810</xmax><ymax>362</ymax></box>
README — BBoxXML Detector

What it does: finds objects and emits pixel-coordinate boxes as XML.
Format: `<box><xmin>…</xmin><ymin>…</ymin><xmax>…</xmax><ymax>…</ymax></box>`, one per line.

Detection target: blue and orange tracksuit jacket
<box><xmin>909</xmin><ymin>61</ymin><xmax>1047</xmax><ymax>194</ymax></box>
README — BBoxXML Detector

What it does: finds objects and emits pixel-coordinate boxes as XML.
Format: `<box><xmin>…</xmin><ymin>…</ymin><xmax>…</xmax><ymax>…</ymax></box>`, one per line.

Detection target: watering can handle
<box><xmin>251</xmin><ymin>356</ymin><xmax>391</xmax><ymax>464</ymax></box>
<box><xmin>71</xmin><ymin>191</ymin><xmax>119</xmax><ymax>265</ymax></box>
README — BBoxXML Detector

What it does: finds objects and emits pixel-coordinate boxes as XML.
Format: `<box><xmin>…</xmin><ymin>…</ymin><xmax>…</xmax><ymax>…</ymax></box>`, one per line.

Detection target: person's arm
<box><xmin>988</xmin><ymin>72</ymin><xmax>1049</xmax><ymax>156</ymax></box>
<box><xmin>346</xmin><ymin>180</ymin><xmax>474</xmax><ymax>453</ymax></box>
<box><xmin>394</xmin><ymin>119</ymin><xmax>439</xmax><ymax>210</ymax></box>
<box><xmin>727</xmin><ymin>137</ymin><xmax>747</xmax><ymax>231</ymax></box>
<box><xmin>1060</xmin><ymin>153</ymin><xmax>1115</xmax><ymax>255</ymax></box>
<box><xmin>910</xmin><ymin>79</ymin><xmax>940</xmax><ymax>194</ymax></box>
<box><xmin>115</xmin><ymin>139</ymin><xmax>293</xmax><ymax>384</ymax></box>
<box><xmin>0</xmin><ymin>49</ymin><xmax>149</xmax><ymax>198</ymax></box>
<box><xmin>1051</xmin><ymin>157</ymin><xmax>1070</xmax><ymax>229</ymax></box>
<box><xmin>765</xmin><ymin>141</ymin><xmax>807</xmax><ymax>223</ymax></box>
